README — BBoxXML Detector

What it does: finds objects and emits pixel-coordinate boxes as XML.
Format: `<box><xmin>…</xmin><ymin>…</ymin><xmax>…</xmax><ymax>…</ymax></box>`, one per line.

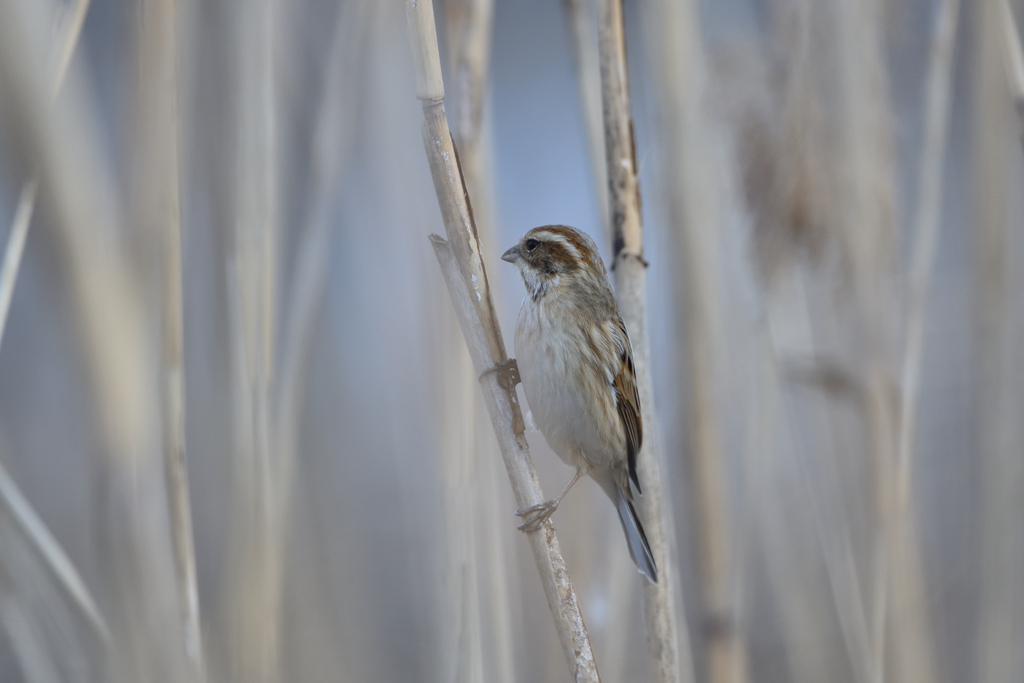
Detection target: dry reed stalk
<box><xmin>815</xmin><ymin>0</ymin><xmax>936</xmax><ymax>676</ymax></box>
<box><xmin>898</xmin><ymin>0</ymin><xmax>960</xmax><ymax>506</ymax></box>
<box><xmin>596</xmin><ymin>1</ymin><xmax>699</xmax><ymax>682</ymax></box>
<box><xmin>407</xmin><ymin>2</ymin><xmax>600</xmax><ymax>679</ymax></box>
<box><xmin>225</xmin><ymin>0</ymin><xmax>281</xmax><ymax>678</ymax></box>
<box><xmin>435</xmin><ymin>317</ymin><xmax>485</xmax><ymax>683</ymax></box>
<box><xmin>439</xmin><ymin>14</ymin><xmax>488</xmax><ymax>674</ymax></box>
<box><xmin>475</xmin><ymin>433</ymin><xmax>518</xmax><ymax>683</ymax></box>
<box><xmin>0</xmin><ymin>0</ymin><xmax>90</xmax><ymax>354</ymax></box>
<box><xmin>995</xmin><ymin>0</ymin><xmax>1024</xmax><ymax>141</ymax></box>
<box><xmin>271</xmin><ymin>9</ymin><xmax>373</xmax><ymax>676</ymax></box>
<box><xmin>0</xmin><ymin>593</ymin><xmax>62</xmax><ymax>683</ymax></box>
<box><xmin>0</xmin><ymin>179</ymin><xmax>37</xmax><ymax>366</ymax></box>
<box><xmin>442</xmin><ymin>3</ymin><xmax>520</xmax><ymax>681</ymax></box>
<box><xmin>766</xmin><ymin>273</ymin><xmax>875</xmax><ymax>683</ymax></box>
<box><xmin>0</xmin><ymin>0</ymin><xmax>108</xmax><ymax>656</ymax></box>
<box><xmin>0</xmin><ymin>1</ymin><xmax>186</xmax><ymax>679</ymax></box>
<box><xmin>562</xmin><ymin>0</ymin><xmax>610</xmax><ymax>241</ymax></box>
<box><xmin>560</xmin><ymin>5</ymin><xmax>630</xmax><ymax>657</ymax></box>
<box><xmin>835</xmin><ymin>42</ymin><xmax>894</xmax><ymax>683</ymax></box>
<box><xmin>430</xmin><ymin>238</ymin><xmax>599</xmax><ymax>683</ymax></box>
<box><xmin>0</xmin><ymin>454</ymin><xmax>110</xmax><ymax>644</ymax></box>
<box><xmin>447</xmin><ymin>0</ymin><xmax>495</xmax><ymax>205</ymax></box>
<box><xmin>747</xmin><ymin>326</ymin><xmax>836</xmax><ymax>683</ymax></box>
<box><xmin>888</xmin><ymin>1</ymin><xmax>961</xmax><ymax>682</ymax></box>
<box><xmin>274</xmin><ymin>0</ymin><xmax>367</xmax><ymax>562</ymax></box>
<box><xmin>565</xmin><ymin>2</ymin><xmax>634</xmax><ymax>671</ymax></box>
<box><xmin>822</xmin><ymin>1</ymin><xmax>938</xmax><ymax>680</ymax></box>
<box><xmin>735</xmin><ymin>4</ymin><xmax>904</xmax><ymax>680</ymax></box>
<box><xmin>972</xmin><ymin>1</ymin><xmax>1023</xmax><ymax>681</ymax></box>
<box><xmin>132</xmin><ymin>0</ymin><xmax>204</xmax><ymax>676</ymax></box>
<box><xmin>730</xmin><ymin>31</ymin><xmax>866</xmax><ymax>678</ymax></box>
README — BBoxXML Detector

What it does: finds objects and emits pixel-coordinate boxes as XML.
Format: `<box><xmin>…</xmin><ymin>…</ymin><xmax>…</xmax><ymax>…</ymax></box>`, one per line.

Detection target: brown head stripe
<box><xmin>533</xmin><ymin>225</ymin><xmax>592</xmax><ymax>254</ymax></box>
<box><xmin>527</xmin><ymin>225</ymin><xmax>601</xmax><ymax>268</ymax></box>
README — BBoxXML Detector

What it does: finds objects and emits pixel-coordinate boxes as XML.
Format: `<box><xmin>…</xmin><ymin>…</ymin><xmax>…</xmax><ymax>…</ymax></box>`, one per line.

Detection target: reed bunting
<box><xmin>501</xmin><ymin>225</ymin><xmax>657</xmax><ymax>583</ymax></box>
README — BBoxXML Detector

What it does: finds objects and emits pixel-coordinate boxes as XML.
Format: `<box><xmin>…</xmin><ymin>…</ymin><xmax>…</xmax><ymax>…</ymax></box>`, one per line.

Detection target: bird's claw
<box><xmin>481</xmin><ymin>359</ymin><xmax>525</xmax><ymax>436</ymax></box>
<box><xmin>479</xmin><ymin>358</ymin><xmax>520</xmax><ymax>389</ymax></box>
<box><xmin>514</xmin><ymin>499</ymin><xmax>558</xmax><ymax>532</ymax></box>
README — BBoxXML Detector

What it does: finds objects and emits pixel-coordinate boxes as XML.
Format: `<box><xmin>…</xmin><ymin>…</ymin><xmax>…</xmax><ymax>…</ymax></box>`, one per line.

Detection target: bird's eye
<box><xmin>526</xmin><ymin>239</ymin><xmax>539</xmax><ymax>252</ymax></box>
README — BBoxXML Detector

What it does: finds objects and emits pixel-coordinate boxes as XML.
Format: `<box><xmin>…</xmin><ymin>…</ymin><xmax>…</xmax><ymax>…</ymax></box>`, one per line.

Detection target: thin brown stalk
<box><xmin>562</xmin><ymin>0</ymin><xmax>610</xmax><ymax>239</ymax></box>
<box><xmin>407</xmin><ymin>2</ymin><xmax>600</xmax><ymax>679</ymax></box>
<box><xmin>447</xmin><ymin>0</ymin><xmax>495</xmax><ymax>189</ymax></box>
<box><xmin>596</xmin><ymin>1</ymin><xmax>697</xmax><ymax>682</ymax></box>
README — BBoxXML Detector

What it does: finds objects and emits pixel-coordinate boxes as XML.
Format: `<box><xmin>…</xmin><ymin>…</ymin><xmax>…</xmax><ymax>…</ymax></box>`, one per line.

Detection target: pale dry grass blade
<box><xmin>51</xmin><ymin>0</ymin><xmax>90</xmax><ymax>97</ymax></box>
<box><xmin>447</xmin><ymin>0</ymin><xmax>495</xmax><ymax>200</ymax></box>
<box><xmin>132</xmin><ymin>0</ymin><xmax>204</xmax><ymax>676</ymax></box>
<box><xmin>433</xmin><ymin>285</ymin><xmax>484</xmax><ymax>683</ymax></box>
<box><xmin>890</xmin><ymin>1</ymin><xmax>961</xmax><ymax>682</ymax></box>
<box><xmin>273</xmin><ymin>0</ymin><xmax>370</xmax><ymax>583</ymax></box>
<box><xmin>271</xmin><ymin>0</ymin><xmax>395</xmax><ymax>680</ymax></box>
<box><xmin>995</xmin><ymin>0</ymin><xmax>1024</xmax><ymax>139</ymax></box>
<box><xmin>823</xmin><ymin>1</ymin><xmax>934</xmax><ymax>680</ymax></box>
<box><xmin>765</xmin><ymin>273</ymin><xmax>873</xmax><ymax>683</ymax></box>
<box><xmin>271</xmin><ymin>11</ymin><xmax>374</xmax><ymax>673</ymax></box>
<box><xmin>748</xmin><ymin>327</ymin><xmax>836</xmax><ymax>683</ymax></box>
<box><xmin>0</xmin><ymin>597</ymin><xmax>62</xmax><ymax>683</ymax></box>
<box><xmin>223</xmin><ymin>0</ymin><xmax>283</xmax><ymax>677</ymax></box>
<box><xmin>726</xmin><ymin>2</ymin><xmax>905</xmax><ymax>679</ymax></box>
<box><xmin>0</xmin><ymin>455</ymin><xmax>110</xmax><ymax>644</ymax></box>
<box><xmin>0</xmin><ymin>0</ymin><xmax>186</xmax><ymax>678</ymax></box>
<box><xmin>972</xmin><ymin>2</ymin><xmax>1024</xmax><ymax>682</ymax></box>
<box><xmin>442</xmin><ymin>2</ymin><xmax>510</xmax><ymax>681</ymax></box>
<box><xmin>0</xmin><ymin>508</ymin><xmax>101</xmax><ymax>683</ymax></box>
<box><xmin>0</xmin><ymin>0</ymin><xmax>91</xmax><ymax>357</ymax></box>
<box><xmin>0</xmin><ymin>178</ymin><xmax>38</xmax><ymax>358</ymax></box>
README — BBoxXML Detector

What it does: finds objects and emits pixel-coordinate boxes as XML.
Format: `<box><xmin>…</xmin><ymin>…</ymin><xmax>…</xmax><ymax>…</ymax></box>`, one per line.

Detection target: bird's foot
<box><xmin>515</xmin><ymin>499</ymin><xmax>558</xmax><ymax>532</ymax></box>
<box><xmin>480</xmin><ymin>358</ymin><xmax>525</xmax><ymax>436</ymax></box>
<box><xmin>479</xmin><ymin>358</ymin><xmax>520</xmax><ymax>389</ymax></box>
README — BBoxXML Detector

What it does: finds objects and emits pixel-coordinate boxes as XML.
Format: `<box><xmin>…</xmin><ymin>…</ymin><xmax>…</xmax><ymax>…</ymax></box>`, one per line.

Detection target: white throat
<box><xmin>518</xmin><ymin>264</ymin><xmax>559</xmax><ymax>301</ymax></box>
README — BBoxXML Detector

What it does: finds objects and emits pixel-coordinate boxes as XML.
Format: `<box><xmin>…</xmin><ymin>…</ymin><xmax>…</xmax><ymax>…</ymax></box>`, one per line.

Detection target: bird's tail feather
<box><xmin>614</xmin><ymin>487</ymin><xmax>658</xmax><ymax>583</ymax></box>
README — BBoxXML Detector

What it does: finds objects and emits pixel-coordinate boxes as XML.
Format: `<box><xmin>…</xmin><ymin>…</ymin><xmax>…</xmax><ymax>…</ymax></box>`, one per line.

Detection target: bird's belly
<box><xmin>515</xmin><ymin>314</ymin><xmax>618</xmax><ymax>472</ymax></box>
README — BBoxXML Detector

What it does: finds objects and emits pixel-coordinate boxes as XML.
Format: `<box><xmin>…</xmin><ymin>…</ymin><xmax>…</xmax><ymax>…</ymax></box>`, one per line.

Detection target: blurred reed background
<box><xmin>0</xmin><ymin>0</ymin><xmax>1020</xmax><ymax>681</ymax></box>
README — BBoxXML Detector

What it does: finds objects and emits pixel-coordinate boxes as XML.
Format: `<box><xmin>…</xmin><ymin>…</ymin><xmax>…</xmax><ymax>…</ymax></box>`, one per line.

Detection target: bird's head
<box><xmin>501</xmin><ymin>225</ymin><xmax>606</xmax><ymax>300</ymax></box>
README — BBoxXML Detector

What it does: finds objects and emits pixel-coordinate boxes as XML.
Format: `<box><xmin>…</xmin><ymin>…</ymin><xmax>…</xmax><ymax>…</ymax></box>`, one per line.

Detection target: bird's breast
<box><xmin>514</xmin><ymin>299</ymin><xmax>622</xmax><ymax>472</ymax></box>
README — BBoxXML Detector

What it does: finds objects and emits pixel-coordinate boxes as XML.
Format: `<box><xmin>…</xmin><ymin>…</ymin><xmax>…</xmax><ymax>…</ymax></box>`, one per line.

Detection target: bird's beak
<box><xmin>501</xmin><ymin>245</ymin><xmax>520</xmax><ymax>263</ymax></box>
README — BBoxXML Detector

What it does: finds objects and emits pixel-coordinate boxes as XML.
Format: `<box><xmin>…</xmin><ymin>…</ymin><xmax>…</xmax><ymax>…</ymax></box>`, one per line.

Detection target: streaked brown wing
<box><xmin>610</xmin><ymin>319</ymin><xmax>643</xmax><ymax>493</ymax></box>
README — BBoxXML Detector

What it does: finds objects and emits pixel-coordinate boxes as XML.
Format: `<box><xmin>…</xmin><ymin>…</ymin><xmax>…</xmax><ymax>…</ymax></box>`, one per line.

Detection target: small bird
<box><xmin>501</xmin><ymin>225</ymin><xmax>657</xmax><ymax>583</ymax></box>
